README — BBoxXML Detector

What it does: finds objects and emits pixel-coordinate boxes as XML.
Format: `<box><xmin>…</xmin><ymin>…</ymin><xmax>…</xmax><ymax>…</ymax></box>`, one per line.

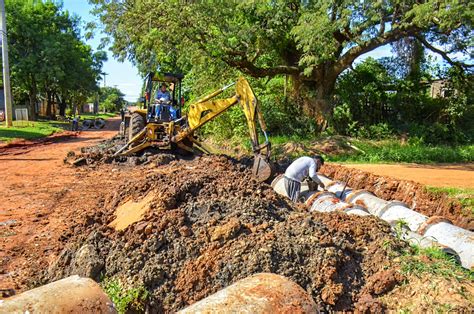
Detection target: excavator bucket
<box><xmin>252</xmin><ymin>155</ymin><xmax>273</xmax><ymax>182</ymax></box>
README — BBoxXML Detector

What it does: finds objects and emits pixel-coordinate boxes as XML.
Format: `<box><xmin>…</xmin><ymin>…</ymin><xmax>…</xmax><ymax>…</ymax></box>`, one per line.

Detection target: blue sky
<box><xmin>62</xmin><ymin>0</ymin><xmax>395</xmax><ymax>102</ymax></box>
<box><xmin>62</xmin><ymin>0</ymin><xmax>142</xmax><ymax>102</ymax></box>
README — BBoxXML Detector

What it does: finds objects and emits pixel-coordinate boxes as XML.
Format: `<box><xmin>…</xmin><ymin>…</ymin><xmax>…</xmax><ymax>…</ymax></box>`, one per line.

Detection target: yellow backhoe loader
<box><xmin>115</xmin><ymin>72</ymin><xmax>272</xmax><ymax>182</ymax></box>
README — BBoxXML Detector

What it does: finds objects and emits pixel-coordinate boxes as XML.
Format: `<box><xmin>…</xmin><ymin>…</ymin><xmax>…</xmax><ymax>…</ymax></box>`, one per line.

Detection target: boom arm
<box><xmin>174</xmin><ymin>78</ymin><xmax>270</xmax><ymax>156</ymax></box>
<box><xmin>173</xmin><ymin>77</ymin><xmax>272</xmax><ymax>180</ymax></box>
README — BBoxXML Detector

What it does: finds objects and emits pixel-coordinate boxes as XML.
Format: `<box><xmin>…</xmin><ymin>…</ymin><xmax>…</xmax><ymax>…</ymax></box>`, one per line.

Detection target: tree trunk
<box><xmin>290</xmin><ymin>67</ymin><xmax>337</xmax><ymax>132</ymax></box>
<box><xmin>57</xmin><ymin>93</ymin><xmax>67</xmax><ymax>116</ymax></box>
<box><xmin>28</xmin><ymin>86</ymin><xmax>37</xmax><ymax>121</ymax></box>
<box><xmin>46</xmin><ymin>90</ymin><xmax>52</xmax><ymax>118</ymax></box>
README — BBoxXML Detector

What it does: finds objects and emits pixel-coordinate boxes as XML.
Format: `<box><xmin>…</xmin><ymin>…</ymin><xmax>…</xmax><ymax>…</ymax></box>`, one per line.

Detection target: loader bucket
<box><xmin>252</xmin><ymin>155</ymin><xmax>273</xmax><ymax>182</ymax></box>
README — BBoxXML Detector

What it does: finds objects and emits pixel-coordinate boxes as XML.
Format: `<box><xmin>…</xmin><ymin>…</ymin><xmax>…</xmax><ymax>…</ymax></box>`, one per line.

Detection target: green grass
<box><xmin>101</xmin><ymin>277</ymin><xmax>149</xmax><ymax>314</ymax></box>
<box><xmin>0</xmin><ymin>120</ymin><xmax>67</xmax><ymax>143</ymax></box>
<box><xmin>399</xmin><ymin>245</ymin><xmax>473</xmax><ymax>281</ymax></box>
<box><xmin>329</xmin><ymin>139</ymin><xmax>474</xmax><ymax>163</ymax></box>
<box><xmin>210</xmin><ymin>133</ymin><xmax>474</xmax><ymax>164</ymax></box>
<box><xmin>80</xmin><ymin>112</ymin><xmax>117</xmax><ymax>120</ymax></box>
<box><xmin>425</xmin><ymin>187</ymin><xmax>474</xmax><ymax>216</ymax></box>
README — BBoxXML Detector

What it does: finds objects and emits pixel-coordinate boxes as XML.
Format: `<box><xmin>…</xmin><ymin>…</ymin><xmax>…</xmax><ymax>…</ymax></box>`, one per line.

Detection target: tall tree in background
<box><xmin>7</xmin><ymin>0</ymin><xmax>105</xmax><ymax>119</ymax></box>
<box><xmin>90</xmin><ymin>0</ymin><xmax>472</xmax><ymax>128</ymax></box>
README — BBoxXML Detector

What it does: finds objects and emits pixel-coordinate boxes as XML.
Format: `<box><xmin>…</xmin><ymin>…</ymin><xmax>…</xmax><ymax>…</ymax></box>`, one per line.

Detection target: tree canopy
<box><xmin>90</xmin><ymin>0</ymin><xmax>472</xmax><ymax>126</ymax></box>
<box><xmin>7</xmin><ymin>0</ymin><xmax>106</xmax><ymax>119</ymax></box>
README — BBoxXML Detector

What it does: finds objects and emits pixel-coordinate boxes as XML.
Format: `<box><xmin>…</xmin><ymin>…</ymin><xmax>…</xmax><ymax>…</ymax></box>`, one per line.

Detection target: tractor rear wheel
<box><xmin>128</xmin><ymin>113</ymin><xmax>145</xmax><ymax>141</ymax></box>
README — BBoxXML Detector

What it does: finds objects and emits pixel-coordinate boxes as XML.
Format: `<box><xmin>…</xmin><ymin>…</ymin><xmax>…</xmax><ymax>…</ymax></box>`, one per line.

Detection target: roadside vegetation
<box><xmin>101</xmin><ymin>277</ymin><xmax>149</xmax><ymax>314</ymax></box>
<box><xmin>92</xmin><ymin>0</ymin><xmax>472</xmax><ymax>165</ymax></box>
<box><xmin>0</xmin><ymin>121</ymin><xmax>67</xmax><ymax>143</ymax></box>
<box><xmin>426</xmin><ymin>187</ymin><xmax>474</xmax><ymax>215</ymax></box>
<box><xmin>399</xmin><ymin>244</ymin><xmax>473</xmax><ymax>281</ymax></box>
<box><xmin>80</xmin><ymin>112</ymin><xmax>118</xmax><ymax>121</ymax></box>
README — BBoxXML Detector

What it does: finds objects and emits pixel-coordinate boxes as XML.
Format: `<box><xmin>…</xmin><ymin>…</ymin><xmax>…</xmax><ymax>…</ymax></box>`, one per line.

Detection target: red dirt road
<box><xmin>344</xmin><ymin>163</ymin><xmax>474</xmax><ymax>189</ymax></box>
<box><xmin>0</xmin><ymin>117</ymin><xmax>128</xmax><ymax>293</ymax></box>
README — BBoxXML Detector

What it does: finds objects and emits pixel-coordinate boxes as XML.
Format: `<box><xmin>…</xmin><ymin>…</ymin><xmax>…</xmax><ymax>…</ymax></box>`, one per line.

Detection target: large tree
<box><xmin>90</xmin><ymin>0</ymin><xmax>472</xmax><ymax>127</ymax></box>
<box><xmin>7</xmin><ymin>0</ymin><xmax>105</xmax><ymax>119</ymax></box>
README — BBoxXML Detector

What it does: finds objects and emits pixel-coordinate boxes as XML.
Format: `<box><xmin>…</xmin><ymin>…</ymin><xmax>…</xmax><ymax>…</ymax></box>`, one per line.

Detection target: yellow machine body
<box><xmin>116</xmin><ymin>77</ymin><xmax>272</xmax><ymax>181</ymax></box>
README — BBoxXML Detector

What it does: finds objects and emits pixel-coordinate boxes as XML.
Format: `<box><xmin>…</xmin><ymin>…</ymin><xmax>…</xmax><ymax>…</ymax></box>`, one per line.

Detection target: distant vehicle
<box><xmin>0</xmin><ymin>110</ymin><xmax>5</xmax><ymax>122</ymax></box>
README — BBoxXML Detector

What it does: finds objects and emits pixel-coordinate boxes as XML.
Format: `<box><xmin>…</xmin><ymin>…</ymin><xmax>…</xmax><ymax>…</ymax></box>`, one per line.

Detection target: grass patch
<box><xmin>0</xmin><ymin>120</ymin><xmax>67</xmax><ymax>143</ymax></box>
<box><xmin>210</xmin><ymin>134</ymin><xmax>474</xmax><ymax>164</ymax></box>
<box><xmin>80</xmin><ymin>112</ymin><xmax>117</xmax><ymax>120</ymax></box>
<box><xmin>101</xmin><ymin>277</ymin><xmax>148</xmax><ymax>314</ymax></box>
<box><xmin>425</xmin><ymin>187</ymin><xmax>474</xmax><ymax>216</ymax></box>
<box><xmin>329</xmin><ymin>139</ymin><xmax>474</xmax><ymax>163</ymax></box>
<box><xmin>400</xmin><ymin>245</ymin><xmax>473</xmax><ymax>281</ymax></box>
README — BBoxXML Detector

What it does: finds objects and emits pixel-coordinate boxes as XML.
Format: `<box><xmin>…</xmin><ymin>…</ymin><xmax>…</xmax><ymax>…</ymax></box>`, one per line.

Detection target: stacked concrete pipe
<box><xmin>271</xmin><ymin>174</ymin><xmax>473</xmax><ymax>269</ymax></box>
<box><xmin>0</xmin><ymin>275</ymin><xmax>116</xmax><ymax>313</ymax></box>
<box><xmin>179</xmin><ymin>273</ymin><xmax>318</xmax><ymax>313</ymax></box>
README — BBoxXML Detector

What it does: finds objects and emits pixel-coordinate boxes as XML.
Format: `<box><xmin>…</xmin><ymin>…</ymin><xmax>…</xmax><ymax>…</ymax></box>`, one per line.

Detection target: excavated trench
<box><xmin>46</xmin><ymin>155</ymin><xmax>409</xmax><ymax>312</ymax></box>
<box><xmin>320</xmin><ymin>164</ymin><xmax>473</xmax><ymax>230</ymax></box>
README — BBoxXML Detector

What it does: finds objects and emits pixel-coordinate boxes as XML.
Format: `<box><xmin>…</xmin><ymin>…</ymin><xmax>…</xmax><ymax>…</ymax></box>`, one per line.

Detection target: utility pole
<box><xmin>0</xmin><ymin>0</ymin><xmax>12</xmax><ymax>127</ymax></box>
<box><xmin>102</xmin><ymin>72</ymin><xmax>107</xmax><ymax>88</ymax></box>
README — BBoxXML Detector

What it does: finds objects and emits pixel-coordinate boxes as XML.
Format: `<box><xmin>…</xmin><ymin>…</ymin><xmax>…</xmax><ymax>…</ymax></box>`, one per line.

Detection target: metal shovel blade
<box><xmin>252</xmin><ymin>155</ymin><xmax>273</xmax><ymax>182</ymax></box>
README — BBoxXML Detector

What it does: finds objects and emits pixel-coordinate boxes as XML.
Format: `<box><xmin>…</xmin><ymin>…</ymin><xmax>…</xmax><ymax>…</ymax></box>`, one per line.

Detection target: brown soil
<box><xmin>0</xmin><ymin>117</ymin><xmax>131</xmax><ymax>292</ymax></box>
<box><xmin>46</xmin><ymin>155</ymin><xmax>406</xmax><ymax>312</ymax></box>
<box><xmin>321</xmin><ymin>164</ymin><xmax>473</xmax><ymax>230</ymax></box>
<box><xmin>1</xmin><ymin>126</ymin><xmax>473</xmax><ymax>312</ymax></box>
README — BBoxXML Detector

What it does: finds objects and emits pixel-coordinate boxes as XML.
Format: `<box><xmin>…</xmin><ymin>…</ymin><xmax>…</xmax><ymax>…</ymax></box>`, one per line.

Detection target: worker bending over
<box><xmin>284</xmin><ymin>155</ymin><xmax>325</xmax><ymax>202</ymax></box>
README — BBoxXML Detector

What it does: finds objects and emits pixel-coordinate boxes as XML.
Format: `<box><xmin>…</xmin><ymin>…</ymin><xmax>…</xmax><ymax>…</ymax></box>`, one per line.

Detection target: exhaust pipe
<box><xmin>178</xmin><ymin>273</ymin><xmax>318</xmax><ymax>313</ymax></box>
<box><xmin>0</xmin><ymin>276</ymin><xmax>116</xmax><ymax>313</ymax></box>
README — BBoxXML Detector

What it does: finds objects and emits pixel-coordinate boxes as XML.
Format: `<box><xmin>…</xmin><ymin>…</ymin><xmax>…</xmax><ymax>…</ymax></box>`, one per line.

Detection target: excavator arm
<box><xmin>173</xmin><ymin>77</ymin><xmax>272</xmax><ymax>181</ymax></box>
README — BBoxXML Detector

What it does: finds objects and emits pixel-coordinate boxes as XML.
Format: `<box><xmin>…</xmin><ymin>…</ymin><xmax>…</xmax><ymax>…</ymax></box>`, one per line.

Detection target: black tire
<box><xmin>128</xmin><ymin>113</ymin><xmax>145</xmax><ymax>141</ymax></box>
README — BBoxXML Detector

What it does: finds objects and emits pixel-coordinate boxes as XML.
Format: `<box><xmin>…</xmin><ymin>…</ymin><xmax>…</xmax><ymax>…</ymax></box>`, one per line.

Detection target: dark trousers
<box><xmin>284</xmin><ymin>176</ymin><xmax>301</xmax><ymax>202</ymax></box>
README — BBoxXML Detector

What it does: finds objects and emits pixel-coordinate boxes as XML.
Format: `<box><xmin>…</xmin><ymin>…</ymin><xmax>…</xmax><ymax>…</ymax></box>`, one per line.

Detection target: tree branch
<box><xmin>335</xmin><ymin>26</ymin><xmax>418</xmax><ymax>75</ymax></box>
<box><xmin>414</xmin><ymin>34</ymin><xmax>473</xmax><ymax>69</ymax></box>
<box><xmin>223</xmin><ymin>57</ymin><xmax>300</xmax><ymax>77</ymax></box>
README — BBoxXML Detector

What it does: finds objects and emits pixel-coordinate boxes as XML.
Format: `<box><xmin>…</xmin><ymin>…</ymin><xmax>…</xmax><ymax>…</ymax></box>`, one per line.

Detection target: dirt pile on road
<box><xmin>321</xmin><ymin>164</ymin><xmax>473</xmax><ymax>230</ymax></box>
<box><xmin>63</xmin><ymin>135</ymin><xmax>181</xmax><ymax>167</ymax></box>
<box><xmin>47</xmin><ymin>155</ymin><xmax>406</xmax><ymax>312</ymax></box>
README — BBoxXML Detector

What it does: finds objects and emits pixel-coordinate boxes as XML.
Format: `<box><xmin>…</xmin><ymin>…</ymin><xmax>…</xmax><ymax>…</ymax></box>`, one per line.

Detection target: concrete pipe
<box><xmin>346</xmin><ymin>190</ymin><xmax>389</xmax><ymax>217</ymax></box>
<box><xmin>304</xmin><ymin>191</ymin><xmax>370</xmax><ymax>216</ymax></box>
<box><xmin>0</xmin><ymin>275</ymin><xmax>116</xmax><ymax>314</ymax></box>
<box><xmin>420</xmin><ymin>221</ymin><xmax>474</xmax><ymax>269</ymax></box>
<box><xmin>343</xmin><ymin>206</ymin><xmax>371</xmax><ymax>216</ymax></box>
<box><xmin>94</xmin><ymin>118</ymin><xmax>106</xmax><ymax>129</ymax></box>
<box><xmin>395</xmin><ymin>226</ymin><xmax>459</xmax><ymax>256</ymax></box>
<box><xmin>325</xmin><ymin>181</ymin><xmax>353</xmax><ymax>200</ymax></box>
<box><xmin>271</xmin><ymin>175</ymin><xmax>311</xmax><ymax>198</ymax></box>
<box><xmin>82</xmin><ymin>119</ymin><xmax>92</xmax><ymax>130</ymax></box>
<box><xmin>308</xmin><ymin>193</ymin><xmax>352</xmax><ymax>213</ymax></box>
<box><xmin>378</xmin><ymin>201</ymin><xmax>428</xmax><ymax>232</ymax></box>
<box><xmin>178</xmin><ymin>273</ymin><xmax>318</xmax><ymax>313</ymax></box>
<box><xmin>317</xmin><ymin>174</ymin><xmax>333</xmax><ymax>187</ymax></box>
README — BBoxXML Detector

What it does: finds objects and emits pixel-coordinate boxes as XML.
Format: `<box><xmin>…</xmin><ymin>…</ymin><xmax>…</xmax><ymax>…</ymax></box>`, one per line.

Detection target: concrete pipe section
<box><xmin>304</xmin><ymin>191</ymin><xmax>370</xmax><ymax>216</ymax></box>
<box><xmin>420</xmin><ymin>221</ymin><xmax>474</xmax><ymax>269</ymax></box>
<box><xmin>314</xmin><ymin>175</ymin><xmax>474</xmax><ymax>269</ymax></box>
<box><xmin>0</xmin><ymin>275</ymin><xmax>116</xmax><ymax>314</ymax></box>
<box><xmin>273</xmin><ymin>173</ymin><xmax>474</xmax><ymax>269</ymax></box>
<box><xmin>178</xmin><ymin>273</ymin><xmax>318</xmax><ymax>313</ymax></box>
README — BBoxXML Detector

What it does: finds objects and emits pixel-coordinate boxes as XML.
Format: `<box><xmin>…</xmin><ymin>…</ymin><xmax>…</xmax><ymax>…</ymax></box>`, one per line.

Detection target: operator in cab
<box><xmin>284</xmin><ymin>155</ymin><xmax>325</xmax><ymax>202</ymax></box>
<box><xmin>155</xmin><ymin>83</ymin><xmax>171</xmax><ymax>101</ymax></box>
<box><xmin>154</xmin><ymin>83</ymin><xmax>173</xmax><ymax>119</ymax></box>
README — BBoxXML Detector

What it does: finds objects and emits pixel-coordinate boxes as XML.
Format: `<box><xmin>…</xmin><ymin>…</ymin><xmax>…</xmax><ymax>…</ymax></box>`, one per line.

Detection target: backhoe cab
<box><xmin>117</xmin><ymin>72</ymin><xmax>273</xmax><ymax>182</ymax></box>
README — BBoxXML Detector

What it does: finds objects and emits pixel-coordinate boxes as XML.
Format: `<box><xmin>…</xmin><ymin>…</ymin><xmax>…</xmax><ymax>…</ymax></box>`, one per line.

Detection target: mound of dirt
<box><xmin>63</xmin><ymin>135</ymin><xmax>180</xmax><ymax>168</ymax></box>
<box><xmin>46</xmin><ymin>155</ymin><xmax>406</xmax><ymax>312</ymax></box>
<box><xmin>321</xmin><ymin>164</ymin><xmax>473</xmax><ymax>230</ymax></box>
